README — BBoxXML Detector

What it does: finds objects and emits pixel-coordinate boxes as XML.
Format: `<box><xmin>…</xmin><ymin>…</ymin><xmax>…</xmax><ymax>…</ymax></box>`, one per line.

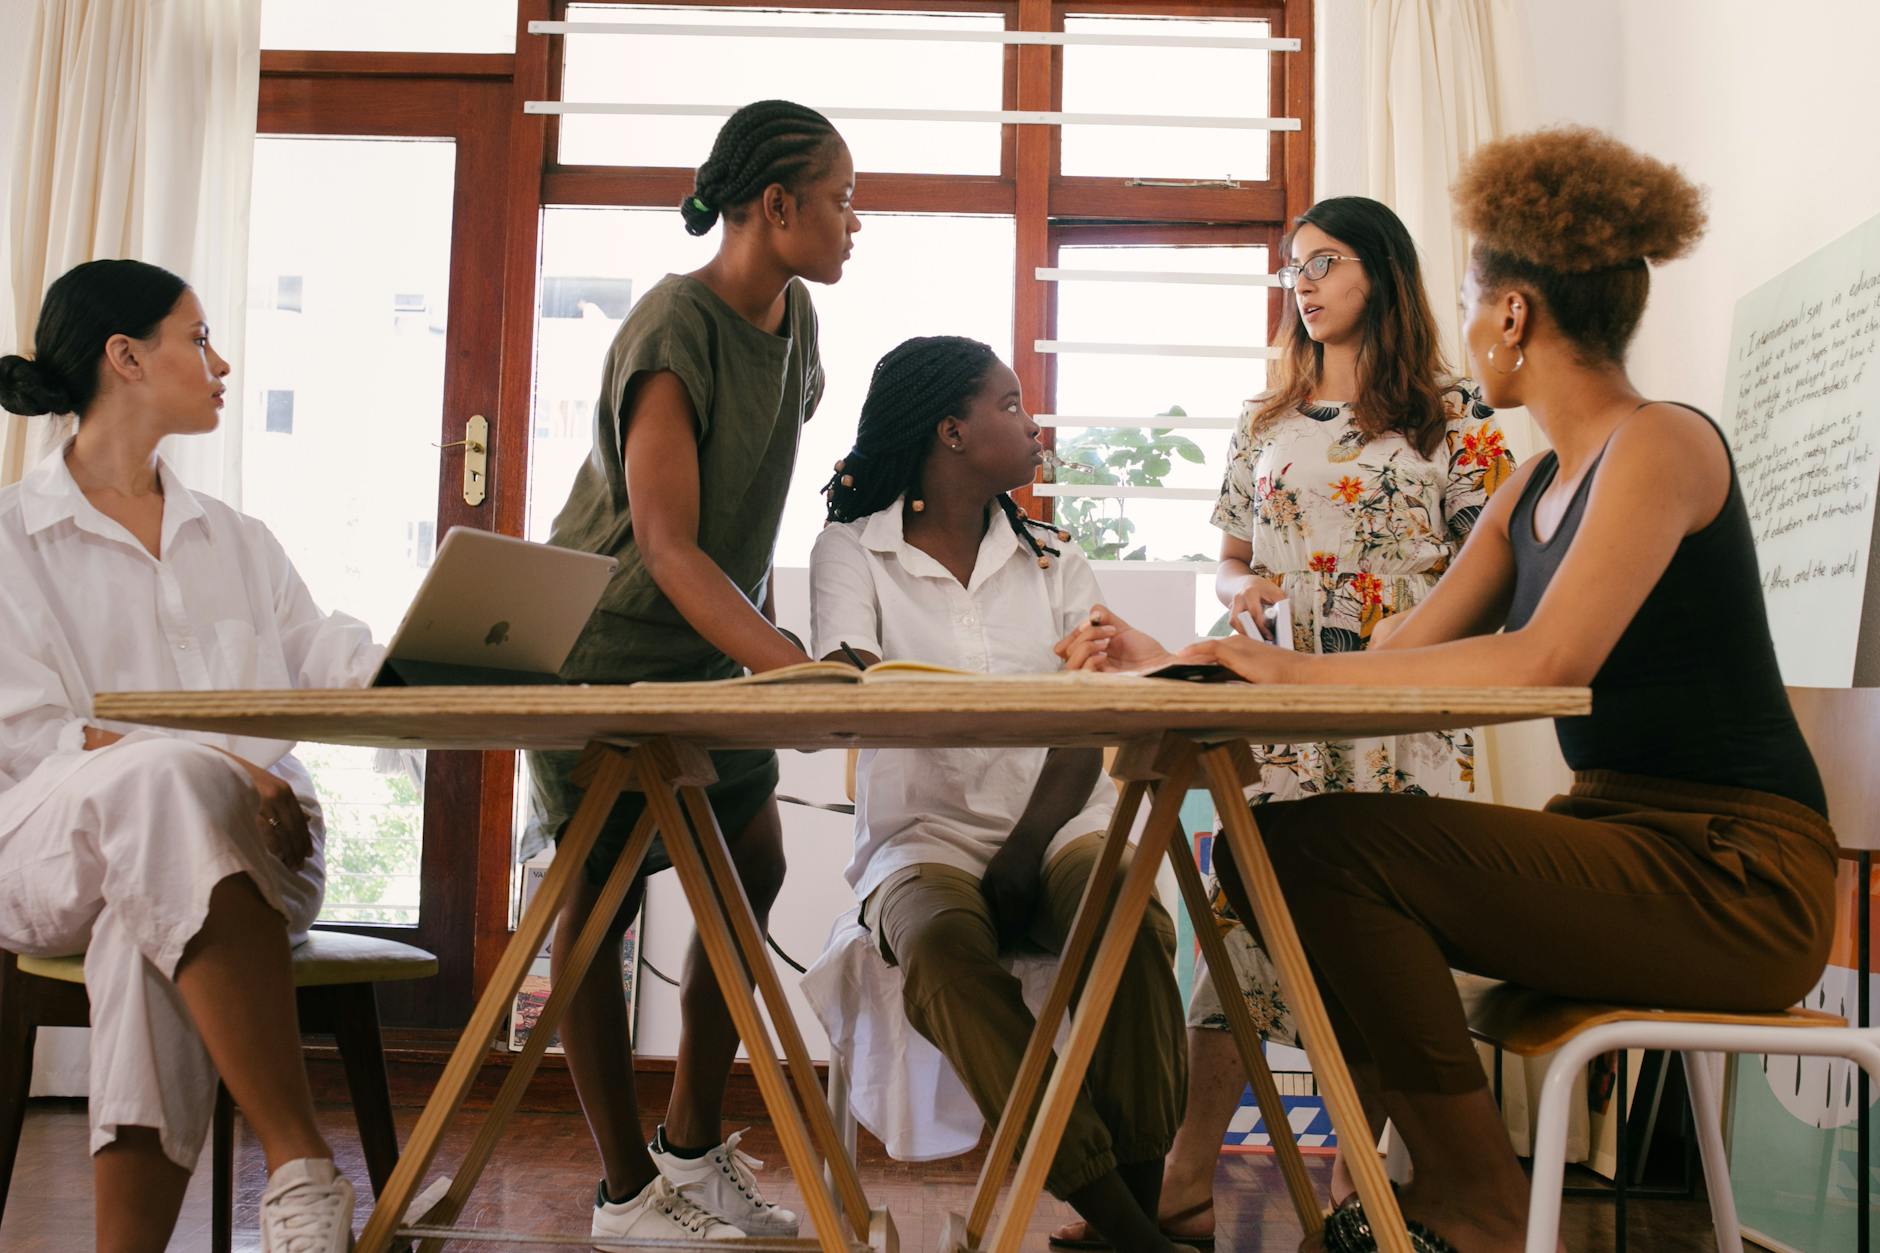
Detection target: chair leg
<box><xmin>213</xmin><ymin>1083</ymin><xmax>235</xmax><ymax>1253</ymax></box>
<box><xmin>1681</xmin><ymin>1052</ymin><xmax>1745</xmax><ymax>1253</ymax></box>
<box><xmin>1525</xmin><ymin>1044</ymin><xmax>1586</xmax><ymax>1253</ymax></box>
<box><xmin>0</xmin><ymin>964</ymin><xmax>38</xmax><ymax>1230</ymax></box>
<box><xmin>319</xmin><ymin>983</ymin><xmax>401</xmax><ymax>1198</ymax></box>
<box><xmin>824</xmin><ymin>1050</ymin><xmax>856</xmax><ymax>1198</ymax></box>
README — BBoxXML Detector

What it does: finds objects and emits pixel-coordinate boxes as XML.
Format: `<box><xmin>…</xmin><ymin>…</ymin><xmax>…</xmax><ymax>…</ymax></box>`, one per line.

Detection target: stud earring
<box><xmin>910</xmin><ymin>499</ymin><xmax>926</xmax><ymax>512</ymax></box>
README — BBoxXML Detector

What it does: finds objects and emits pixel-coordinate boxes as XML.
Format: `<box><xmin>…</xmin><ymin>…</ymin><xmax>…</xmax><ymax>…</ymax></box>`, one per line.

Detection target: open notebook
<box><xmin>640</xmin><ymin>659</ymin><xmax>979</xmax><ymax>687</ymax></box>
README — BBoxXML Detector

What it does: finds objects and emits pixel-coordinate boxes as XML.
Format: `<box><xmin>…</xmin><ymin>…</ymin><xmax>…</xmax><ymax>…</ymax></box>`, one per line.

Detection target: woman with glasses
<box><xmin>1052</xmin><ymin>195</ymin><xmax>1516</xmax><ymax>1249</ymax></box>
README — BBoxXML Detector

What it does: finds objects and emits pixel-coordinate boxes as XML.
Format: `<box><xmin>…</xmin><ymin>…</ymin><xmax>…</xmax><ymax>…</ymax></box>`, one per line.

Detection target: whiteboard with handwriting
<box><xmin>1721</xmin><ymin>211</ymin><xmax>1880</xmax><ymax>687</ymax></box>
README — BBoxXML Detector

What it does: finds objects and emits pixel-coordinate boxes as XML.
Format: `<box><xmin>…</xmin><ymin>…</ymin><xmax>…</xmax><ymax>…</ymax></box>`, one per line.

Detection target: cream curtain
<box><xmin>1</xmin><ymin>0</ymin><xmax>261</xmax><ymax>502</ymax></box>
<box><xmin>1365</xmin><ymin>0</ymin><xmax>1529</xmax><ymax>380</ymax></box>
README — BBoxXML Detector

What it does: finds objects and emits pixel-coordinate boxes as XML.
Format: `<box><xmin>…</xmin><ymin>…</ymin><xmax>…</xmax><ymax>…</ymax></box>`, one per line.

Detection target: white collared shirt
<box><xmin>0</xmin><ymin>442</ymin><xmax>382</xmax><ymax>828</ymax></box>
<box><xmin>810</xmin><ymin>498</ymin><xmax>1115</xmax><ymax>901</ymax></box>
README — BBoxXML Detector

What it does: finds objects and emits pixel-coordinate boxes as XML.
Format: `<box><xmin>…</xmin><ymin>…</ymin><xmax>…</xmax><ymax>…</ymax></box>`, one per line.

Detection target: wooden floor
<box><xmin>3</xmin><ymin>1098</ymin><xmax>1725</xmax><ymax>1251</ymax></box>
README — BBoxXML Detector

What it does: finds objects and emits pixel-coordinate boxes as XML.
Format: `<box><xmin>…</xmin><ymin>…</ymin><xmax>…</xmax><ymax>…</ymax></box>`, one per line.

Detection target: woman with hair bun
<box><xmin>527</xmin><ymin>99</ymin><xmax>859</xmax><ymax>1245</ymax></box>
<box><xmin>1057</xmin><ymin>128</ymin><xmax>1836</xmax><ymax>1252</ymax></box>
<box><xmin>0</xmin><ymin>259</ymin><xmax>384</xmax><ymax>1253</ymax></box>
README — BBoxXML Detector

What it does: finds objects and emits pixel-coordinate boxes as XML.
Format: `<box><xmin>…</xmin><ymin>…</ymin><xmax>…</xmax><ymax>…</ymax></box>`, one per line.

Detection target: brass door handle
<box><xmin>436</xmin><ymin>415</ymin><xmax>489</xmax><ymax>506</ymax></box>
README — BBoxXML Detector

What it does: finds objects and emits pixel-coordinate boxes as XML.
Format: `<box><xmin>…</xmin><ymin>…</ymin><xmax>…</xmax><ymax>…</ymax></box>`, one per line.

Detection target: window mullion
<box><xmin>1011</xmin><ymin>0</ymin><xmax>1058</xmax><ymax>520</ymax></box>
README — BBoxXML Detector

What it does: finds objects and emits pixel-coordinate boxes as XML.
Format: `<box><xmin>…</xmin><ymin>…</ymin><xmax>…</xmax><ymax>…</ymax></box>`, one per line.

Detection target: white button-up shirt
<box><xmin>810</xmin><ymin>499</ymin><xmax>1114</xmax><ymax>901</ymax></box>
<box><xmin>0</xmin><ymin>442</ymin><xmax>383</xmax><ymax>834</ymax></box>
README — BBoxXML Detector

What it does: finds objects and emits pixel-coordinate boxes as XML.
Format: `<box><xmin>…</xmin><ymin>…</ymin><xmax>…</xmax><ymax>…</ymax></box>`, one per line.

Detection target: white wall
<box><xmin>1605</xmin><ymin>1</ymin><xmax>1880</xmax><ymax>415</ymax></box>
<box><xmin>1480</xmin><ymin>0</ymin><xmax>1880</xmax><ymax>805</ymax></box>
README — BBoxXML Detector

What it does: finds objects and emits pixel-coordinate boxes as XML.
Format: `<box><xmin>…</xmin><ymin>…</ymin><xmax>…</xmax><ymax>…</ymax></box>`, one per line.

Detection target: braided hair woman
<box><xmin>810</xmin><ymin>337</ymin><xmax>1193</xmax><ymax>1253</ymax></box>
<box><xmin>526</xmin><ymin>100</ymin><xmax>858</xmax><ymax>1245</ymax></box>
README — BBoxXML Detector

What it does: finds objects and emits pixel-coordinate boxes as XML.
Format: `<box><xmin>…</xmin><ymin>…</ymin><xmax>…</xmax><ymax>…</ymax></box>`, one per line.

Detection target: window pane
<box><xmin>261</xmin><ymin>0</ymin><xmax>516</xmax><ymax>53</ymax></box>
<box><xmin>1051</xmin><ymin>244</ymin><xmax>1267</xmax><ymax>562</ymax></box>
<box><xmin>244</xmin><ymin>136</ymin><xmax>455</xmax><ymax>925</ymax></box>
<box><xmin>519</xmin><ymin>206</ymin><xmax>1015</xmax><ymax>862</ymax></box>
<box><xmin>557</xmin><ymin>5</ymin><xmax>1003</xmax><ymax>174</ymax></box>
<box><xmin>526</xmin><ymin>207</ymin><xmax>1016</xmax><ymax>563</ymax></box>
<box><xmin>1060</xmin><ymin>16</ymin><xmax>1273</xmax><ymax>182</ymax></box>
<box><xmin>1054</xmin><ymin>495</ymin><xmax>1222</xmax><ymax>567</ymax></box>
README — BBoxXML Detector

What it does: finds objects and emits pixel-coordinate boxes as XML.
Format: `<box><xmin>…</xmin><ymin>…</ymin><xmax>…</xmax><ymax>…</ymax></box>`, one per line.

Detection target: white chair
<box><xmin>807</xmin><ymin>909</ymin><xmax>1066</xmax><ymax>1169</ymax></box>
<box><xmin>1469</xmin><ymin>986</ymin><xmax>1876</xmax><ymax>1253</ymax></box>
<box><xmin>785</xmin><ymin>749</ymin><xmax>1068</xmax><ymax>1174</ymax></box>
<box><xmin>1469</xmin><ymin>686</ymin><xmax>1880</xmax><ymax>1253</ymax></box>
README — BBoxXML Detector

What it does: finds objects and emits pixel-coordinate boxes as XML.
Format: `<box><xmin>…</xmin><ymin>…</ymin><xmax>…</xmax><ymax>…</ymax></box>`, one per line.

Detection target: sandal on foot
<box><xmin>1320</xmin><ymin>1194</ymin><xmax>1458</xmax><ymax>1253</ymax></box>
<box><xmin>1158</xmin><ymin>1199</ymin><xmax>1216</xmax><ymax>1250</ymax></box>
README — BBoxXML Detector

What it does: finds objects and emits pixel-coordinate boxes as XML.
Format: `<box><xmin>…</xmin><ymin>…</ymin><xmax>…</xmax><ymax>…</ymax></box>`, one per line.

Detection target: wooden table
<box><xmin>96</xmin><ymin>677</ymin><xmax>1587</xmax><ymax>1253</ymax></box>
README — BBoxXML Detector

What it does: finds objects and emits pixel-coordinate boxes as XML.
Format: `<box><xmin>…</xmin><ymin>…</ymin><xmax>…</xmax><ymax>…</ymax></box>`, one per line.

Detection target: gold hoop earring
<box><xmin>1488</xmin><ymin>343</ymin><xmax>1526</xmax><ymax>374</ymax></box>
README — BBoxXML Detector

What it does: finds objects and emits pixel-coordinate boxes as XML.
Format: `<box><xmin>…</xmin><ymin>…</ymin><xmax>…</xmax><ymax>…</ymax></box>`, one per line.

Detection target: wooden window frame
<box><xmin>525</xmin><ymin>0</ymin><xmax>1311</xmax><ymax>504</ymax></box>
<box><xmin>256</xmin><ymin>0</ymin><xmax>1311</xmax><ymax>1018</ymax></box>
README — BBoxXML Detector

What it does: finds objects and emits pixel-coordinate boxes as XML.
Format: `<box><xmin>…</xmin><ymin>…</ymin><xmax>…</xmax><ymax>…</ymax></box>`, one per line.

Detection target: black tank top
<box><xmin>1504</xmin><ymin>407</ymin><xmax>1826</xmax><ymax>816</ymax></box>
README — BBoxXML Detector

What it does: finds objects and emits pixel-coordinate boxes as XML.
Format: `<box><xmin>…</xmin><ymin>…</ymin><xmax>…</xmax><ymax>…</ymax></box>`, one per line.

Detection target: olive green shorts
<box><xmin>528</xmin><ymin>746</ymin><xmax>779</xmax><ymax>887</ymax></box>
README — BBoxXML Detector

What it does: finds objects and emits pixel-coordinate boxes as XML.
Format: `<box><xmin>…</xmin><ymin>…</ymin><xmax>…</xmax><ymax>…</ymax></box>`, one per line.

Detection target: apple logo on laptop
<box><xmin>484</xmin><ymin>621</ymin><xmax>511</xmax><ymax>647</ymax></box>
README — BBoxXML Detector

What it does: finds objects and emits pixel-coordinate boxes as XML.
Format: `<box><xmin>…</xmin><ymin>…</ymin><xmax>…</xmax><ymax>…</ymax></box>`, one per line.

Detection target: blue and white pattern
<box><xmin>1222</xmin><ymin>1087</ymin><xmax>1338</xmax><ymax>1151</ymax></box>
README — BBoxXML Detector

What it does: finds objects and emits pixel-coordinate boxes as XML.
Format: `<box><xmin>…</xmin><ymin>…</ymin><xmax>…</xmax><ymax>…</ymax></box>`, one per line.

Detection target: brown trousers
<box><xmin>1218</xmin><ymin>771</ymin><xmax>1839</xmax><ymax>1094</ymax></box>
<box><xmin>864</xmin><ymin>833</ymin><xmax>1187</xmax><ymax>1197</ymax></box>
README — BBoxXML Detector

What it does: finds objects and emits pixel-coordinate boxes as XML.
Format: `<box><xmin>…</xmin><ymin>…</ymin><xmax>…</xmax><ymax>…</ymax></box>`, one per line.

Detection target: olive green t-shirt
<box><xmin>548</xmin><ymin>273</ymin><xmax>822</xmax><ymax>683</ymax></box>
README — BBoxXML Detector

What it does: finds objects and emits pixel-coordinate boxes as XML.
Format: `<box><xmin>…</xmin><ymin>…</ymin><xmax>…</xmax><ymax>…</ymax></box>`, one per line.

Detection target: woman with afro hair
<box><xmin>1057</xmin><ymin>128</ymin><xmax>1837</xmax><ymax>1252</ymax></box>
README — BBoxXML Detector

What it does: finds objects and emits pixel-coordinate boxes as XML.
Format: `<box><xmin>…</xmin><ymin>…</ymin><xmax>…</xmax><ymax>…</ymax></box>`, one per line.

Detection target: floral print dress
<box><xmin>1190</xmin><ymin>380</ymin><xmax>1517</xmax><ymax>1041</ymax></box>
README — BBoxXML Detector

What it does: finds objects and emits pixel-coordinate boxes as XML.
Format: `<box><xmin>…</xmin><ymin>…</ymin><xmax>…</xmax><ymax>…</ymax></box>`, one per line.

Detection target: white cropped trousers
<box><xmin>0</xmin><ymin>736</ymin><xmax>322</xmax><ymax>1170</ymax></box>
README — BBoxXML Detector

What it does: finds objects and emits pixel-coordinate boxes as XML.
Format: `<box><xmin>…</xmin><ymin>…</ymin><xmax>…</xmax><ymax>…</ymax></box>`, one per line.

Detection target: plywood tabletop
<box><xmin>92</xmin><ymin>676</ymin><xmax>1588</xmax><ymax>752</ymax></box>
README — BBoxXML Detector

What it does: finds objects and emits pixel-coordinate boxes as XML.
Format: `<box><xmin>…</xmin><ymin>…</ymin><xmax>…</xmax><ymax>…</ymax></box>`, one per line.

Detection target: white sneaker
<box><xmin>649</xmin><ymin>1127</ymin><xmax>800</xmax><ymax>1238</ymax></box>
<box><xmin>259</xmin><ymin>1158</ymin><xmax>355</xmax><ymax>1253</ymax></box>
<box><xmin>592</xmin><ymin>1175</ymin><xmax>746</xmax><ymax>1247</ymax></box>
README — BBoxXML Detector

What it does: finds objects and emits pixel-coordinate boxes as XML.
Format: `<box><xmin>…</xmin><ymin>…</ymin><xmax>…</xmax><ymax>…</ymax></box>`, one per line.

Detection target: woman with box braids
<box><xmin>823</xmin><ymin>335</ymin><xmax>1066</xmax><ymax>566</ymax></box>
<box><xmin>808</xmin><ymin>334</ymin><xmax>1188</xmax><ymax>1253</ymax></box>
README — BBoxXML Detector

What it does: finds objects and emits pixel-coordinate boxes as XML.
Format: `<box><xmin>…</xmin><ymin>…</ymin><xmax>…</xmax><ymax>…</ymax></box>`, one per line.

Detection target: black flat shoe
<box><xmin>1320</xmin><ymin>1194</ymin><xmax>1459</xmax><ymax>1253</ymax></box>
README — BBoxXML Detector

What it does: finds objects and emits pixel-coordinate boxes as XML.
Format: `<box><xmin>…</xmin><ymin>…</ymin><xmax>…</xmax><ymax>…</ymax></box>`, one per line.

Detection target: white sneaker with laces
<box><xmin>259</xmin><ymin>1158</ymin><xmax>355</xmax><ymax>1253</ymax></box>
<box><xmin>592</xmin><ymin>1175</ymin><xmax>746</xmax><ymax>1248</ymax></box>
<box><xmin>649</xmin><ymin>1127</ymin><xmax>800</xmax><ymax>1238</ymax></box>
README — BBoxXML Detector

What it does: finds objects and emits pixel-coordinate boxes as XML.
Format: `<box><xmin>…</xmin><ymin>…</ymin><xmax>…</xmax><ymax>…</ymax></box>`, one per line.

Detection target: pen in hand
<box><xmin>838</xmin><ymin>641</ymin><xmax>867</xmax><ymax>670</ymax></box>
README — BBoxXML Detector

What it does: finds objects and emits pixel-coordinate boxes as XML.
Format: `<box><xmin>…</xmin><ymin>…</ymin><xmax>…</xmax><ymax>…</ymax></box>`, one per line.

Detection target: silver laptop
<box><xmin>372</xmin><ymin>528</ymin><xmax>618</xmax><ymax>686</ymax></box>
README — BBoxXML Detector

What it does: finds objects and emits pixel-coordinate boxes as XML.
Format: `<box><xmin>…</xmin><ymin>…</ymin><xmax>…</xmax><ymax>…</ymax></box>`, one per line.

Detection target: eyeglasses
<box><xmin>1276</xmin><ymin>254</ymin><xmax>1362</xmax><ymax>289</ymax></box>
